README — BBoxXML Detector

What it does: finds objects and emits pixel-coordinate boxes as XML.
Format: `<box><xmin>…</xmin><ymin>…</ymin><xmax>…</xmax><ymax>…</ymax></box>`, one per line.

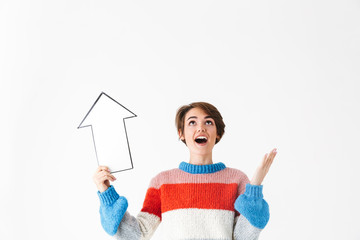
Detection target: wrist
<box><xmin>250</xmin><ymin>177</ymin><xmax>263</xmax><ymax>185</ymax></box>
<box><xmin>99</xmin><ymin>185</ymin><xmax>109</xmax><ymax>193</ymax></box>
<box><xmin>250</xmin><ymin>180</ymin><xmax>262</xmax><ymax>186</ymax></box>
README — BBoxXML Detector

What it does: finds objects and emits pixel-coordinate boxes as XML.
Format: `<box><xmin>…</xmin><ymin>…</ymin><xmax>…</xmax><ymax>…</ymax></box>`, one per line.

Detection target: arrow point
<box><xmin>78</xmin><ymin>92</ymin><xmax>137</xmax><ymax>128</ymax></box>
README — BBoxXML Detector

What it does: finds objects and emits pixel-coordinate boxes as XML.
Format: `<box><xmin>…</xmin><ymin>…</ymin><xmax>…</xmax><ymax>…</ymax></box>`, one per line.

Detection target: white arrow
<box><xmin>78</xmin><ymin>92</ymin><xmax>137</xmax><ymax>173</ymax></box>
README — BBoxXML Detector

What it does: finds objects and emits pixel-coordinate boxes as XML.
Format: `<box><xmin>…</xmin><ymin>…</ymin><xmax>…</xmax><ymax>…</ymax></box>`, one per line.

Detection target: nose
<box><xmin>197</xmin><ymin>122</ymin><xmax>206</xmax><ymax>132</ymax></box>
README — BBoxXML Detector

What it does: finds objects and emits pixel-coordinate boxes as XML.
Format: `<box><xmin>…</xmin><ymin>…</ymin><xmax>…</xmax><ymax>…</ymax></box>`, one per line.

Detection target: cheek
<box><xmin>211</xmin><ymin>129</ymin><xmax>218</xmax><ymax>139</ymax></box>
<box><xmin>184</xmin><ymin>128</ymin><xmax>195</xmax><ymax>140</ymax></box>
<box><xmin>185</xmin><ymin>129</ymin><xmax>192</xmax><ymax>138</ymax></box>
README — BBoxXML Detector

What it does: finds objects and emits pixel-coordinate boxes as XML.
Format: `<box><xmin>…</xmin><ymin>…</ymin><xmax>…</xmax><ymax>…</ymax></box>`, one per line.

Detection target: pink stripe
<box><xmin>148</xmin><ymin>167</ymin><xmax>249</xmax><ymax>191</ymax></box>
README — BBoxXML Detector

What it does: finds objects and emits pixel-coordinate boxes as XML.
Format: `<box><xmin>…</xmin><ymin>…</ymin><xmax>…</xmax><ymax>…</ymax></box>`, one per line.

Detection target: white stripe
<box><xmin>161</xmin><ymin>208</ymin><xmax>235</xmax><ymax>239</ymax></box>
<box><xmin>233</xmin><ymin>215</ymin><xmax>261</xmax><ymax>240</ymax></box>
<box><xmin>137</xmin><ymin>211</ymin><xmax>161</xmax><ymax>240</ymax></box>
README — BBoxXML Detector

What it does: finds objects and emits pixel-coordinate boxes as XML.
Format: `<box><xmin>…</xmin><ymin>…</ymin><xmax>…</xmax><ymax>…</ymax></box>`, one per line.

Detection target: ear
<box><xmin>178</xmin><ymin>129</ymin><xmax>184</xmax><ymax>140</ymax></box>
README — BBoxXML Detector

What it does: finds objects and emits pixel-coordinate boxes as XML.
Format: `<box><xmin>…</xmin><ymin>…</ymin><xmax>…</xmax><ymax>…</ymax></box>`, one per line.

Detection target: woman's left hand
<box><xmin>250</xmin><ymin>148</ymin><xmax>277</xmax><ymax>185</ymax></box>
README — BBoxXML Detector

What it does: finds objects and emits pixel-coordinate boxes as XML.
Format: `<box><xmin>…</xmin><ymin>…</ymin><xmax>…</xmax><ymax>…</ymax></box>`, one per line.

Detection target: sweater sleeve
<box><xmin>97</xmin><ymin>179</ymin><xmax>161</xmax><ymax>240</ymax></box>
<box><xmin>233</xmin><ymin>184</ymin><xmax>270</xmax><ymax>240</ymax></box>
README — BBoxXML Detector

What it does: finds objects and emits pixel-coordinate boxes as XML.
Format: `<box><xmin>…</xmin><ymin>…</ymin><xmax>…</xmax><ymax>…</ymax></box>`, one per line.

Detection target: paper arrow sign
<box><xmin>78</xmin><ymin>92</ymin><xmax>137</xmax><ymax>173</ymax></box>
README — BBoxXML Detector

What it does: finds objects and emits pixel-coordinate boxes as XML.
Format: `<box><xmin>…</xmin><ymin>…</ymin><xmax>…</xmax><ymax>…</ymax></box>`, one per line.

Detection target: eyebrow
<box><xmin>186</xmin><ymin>116</ymin><xmax>213</xmax><ymax>121</ymax></box>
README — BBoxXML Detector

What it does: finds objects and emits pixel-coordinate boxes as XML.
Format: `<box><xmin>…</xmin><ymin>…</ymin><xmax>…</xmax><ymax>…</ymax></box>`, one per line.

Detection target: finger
<box><xmin>97</xmin><ymin>169</ymin><xmax>111</xmax><ymax>177</ymax></box>
<box><xmin>266</xmin><ymin>156</ymin><xmax>274</xmax><ymax>169</ymax></box>
<box><xmin>269</xmin><ymin>149</ymin><xmax>277</xmax><ymax>162</ymax></box>
<box><xmin>261</xmin><ymin>153</ymin><xmax>268</xmax><ymax>166</ymax></box>
<box><xmin>106</xmin><ymin>173</ymin><xmax>116</xmax><ymax>181</ymax></box>
<box><xmin>272</xmin><ymin>148</ymin><xmax>277</xmax><ymax>157</ymax></box>
<box><xmin>93</xmin><ymin>169</ymin><xmax>107</xmax><ymax>179</ymax></box>
<box><xmin>101</xmin><ymin>166</ymin><xmax>111</xmax><ymax>172</ymax></box>
<box><xmin>269</xmin><ymin>149</ymin><xmax>276</xmax><ymax>157</ymax></box>
<box><xmin>96</xmin><ymin>170</ymin><xmax>107</xmax><ymax>177</ymax></box>
<box><xmin>260</xmin><ymin>154</ymin><xmax>272</xmax><ymax>170</ymax></box>
<box><xmin>98</xmin><ymin>175</ymin><xmax>110</xmax><ymax>183</ymax></box>
<box><xmin>94</xmin><ymin>172</ymin><xmax>112</xmax><ymax>184</ymax></box>
<box><xmin>102</xmin><ymin>174</ymin><xmax>116</xmax><ymax>182</ymax></box>
<box><xmin>266</xmin><ymin>151</ymin><xmax>274</xmax><ymax>161</ymax></box>
<box><xmin>99</xmin><ymin>171</ymin><xmax>115</xmax><ymax>179</ymax></box>
<box><xmin>267</xmin><ymin>149</ymin><xmax>277</xmax><ymax>162</ymax></box>
<box><xmin>265</xmin><ymin>151</ymin><xmax>276</xmax><ymax>169</ymax></box>
<box><xmin>108</xmin><ymin>173</ymin><xmax>116</xmax><ymax>181</ymax></box>
<box><xmin>99</xmin><ymin>174</ymin><xmax>116</xmax><ymax>183</ymax></box>
<box><xmin>97</xmin><ymin>166</ymin><xmax>110</xmax><ymax>172</ymax></box>
<box><xmin>267</xmin><ymin>151</ymin><xmax>275</xmax><ymax>162</ymax></box>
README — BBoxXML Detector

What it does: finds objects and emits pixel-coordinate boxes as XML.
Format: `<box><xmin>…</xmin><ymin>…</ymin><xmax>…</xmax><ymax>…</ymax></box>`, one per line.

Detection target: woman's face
<box><xmin>179</xmin><ymin>107</ymin><xmax>219</xmax><ymax>156</ymax></box>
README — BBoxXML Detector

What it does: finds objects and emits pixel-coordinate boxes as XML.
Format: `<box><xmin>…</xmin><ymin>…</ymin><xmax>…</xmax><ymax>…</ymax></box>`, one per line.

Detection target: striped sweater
<box><xmin>97</xmin><ymin>162</ymin><xmax>270</xmax><ymax>240</ymax></box>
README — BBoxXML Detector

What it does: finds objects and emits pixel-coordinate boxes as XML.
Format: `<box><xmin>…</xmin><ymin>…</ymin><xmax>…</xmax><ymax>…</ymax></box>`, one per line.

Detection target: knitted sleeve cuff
<box><xmin>234</xmin><ymin>184</ymin><xmax>269</xmax><ymax>229</ymax></box>
<box><xmin>97</xmin><ymin>185</ymin><xmax>120</xmax><ymax>206</ymax></box>
<box><xmin>243</xmin><ymin>184</ymin><xmax>263</xmax><ymax>199</ymax></box>
<box><xmin>97</xmin><ymin>185</ymin><xmax>129</xmax><ymax>236</ymax></box>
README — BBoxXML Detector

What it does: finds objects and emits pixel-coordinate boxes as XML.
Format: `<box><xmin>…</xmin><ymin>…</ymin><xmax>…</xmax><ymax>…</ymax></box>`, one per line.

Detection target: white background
<box><xmin>1</xmin><ymin>0</ymin><xmax>360</xmax><ymax>239</ymax></box>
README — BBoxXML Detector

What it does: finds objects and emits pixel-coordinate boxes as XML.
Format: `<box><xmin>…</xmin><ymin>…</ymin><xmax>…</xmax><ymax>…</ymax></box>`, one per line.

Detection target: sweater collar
<box><xmin>179</xmin><ymin>161</ymin><xmax>226</xmax><ymax>174</ymax></box>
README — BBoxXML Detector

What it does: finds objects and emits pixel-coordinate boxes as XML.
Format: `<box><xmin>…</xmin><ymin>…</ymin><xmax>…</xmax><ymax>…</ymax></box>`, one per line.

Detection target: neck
<box><xmin>189</xmin><ymin>151</ymin><xmax>213</xmax><ymax>165</ymax></box>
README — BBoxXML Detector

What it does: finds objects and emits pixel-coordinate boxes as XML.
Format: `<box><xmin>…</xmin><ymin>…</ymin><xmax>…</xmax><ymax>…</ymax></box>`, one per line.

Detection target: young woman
<box><xmin>93</xmin><ymin>102</ymin><xmax>277</xmax><ymax>240</ymax></box>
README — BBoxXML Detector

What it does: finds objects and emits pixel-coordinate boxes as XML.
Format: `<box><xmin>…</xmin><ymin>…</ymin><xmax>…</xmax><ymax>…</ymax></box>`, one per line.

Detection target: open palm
<box><xmin>250</xmin><ymin>148</ymin><xmax>277</xmax><ymax>185</ymax></box>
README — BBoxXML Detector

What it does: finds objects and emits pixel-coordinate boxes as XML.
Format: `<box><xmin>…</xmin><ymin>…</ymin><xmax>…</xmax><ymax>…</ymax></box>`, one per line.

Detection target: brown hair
<box><xmin>175</xmin><ymin>102</ymin><xmax>225</xmax><ymax>145</ymax></box>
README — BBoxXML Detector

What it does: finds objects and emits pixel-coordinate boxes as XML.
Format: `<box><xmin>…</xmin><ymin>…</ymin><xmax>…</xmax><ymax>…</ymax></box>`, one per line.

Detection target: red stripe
<box><xmin>161</xmin><ymin>183</ymin><xmax>238</xmax><ymax>213</ymax></box>
<box><xmin>141</xmin><ymin>188</ymin><xmax>162</xmax><ymax>220</ymax></box>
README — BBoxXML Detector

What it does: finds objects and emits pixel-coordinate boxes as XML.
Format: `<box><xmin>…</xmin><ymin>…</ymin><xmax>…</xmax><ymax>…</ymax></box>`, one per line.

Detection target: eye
<box><xmin>189</xmin><ymin>121</ymin><xmax>196</xmax><ymax>126</ymax></box>
<box><xmin>206</xmin><ymin>120</ymin><xmax>213</xmax><ymax>125</ymax></box>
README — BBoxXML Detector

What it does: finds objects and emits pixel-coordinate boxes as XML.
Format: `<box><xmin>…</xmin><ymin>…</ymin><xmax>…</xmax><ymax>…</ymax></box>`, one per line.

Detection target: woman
<box><xmin>93</xmin><ymin>102</ymin><xmax>277</xmax><ymax>240</ymax></box>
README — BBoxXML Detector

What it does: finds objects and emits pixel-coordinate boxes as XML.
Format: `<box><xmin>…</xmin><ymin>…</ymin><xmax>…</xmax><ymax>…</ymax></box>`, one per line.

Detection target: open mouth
<box><xmin>195</xmin><ymin>136</ymin><xmax>208</xmax><ymax>144</ymax></box>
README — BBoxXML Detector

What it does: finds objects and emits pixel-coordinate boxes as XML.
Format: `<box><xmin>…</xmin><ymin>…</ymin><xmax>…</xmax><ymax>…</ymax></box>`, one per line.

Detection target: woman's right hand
<box><xmin>93</xmin><ymin>166</ymin><xmax>117</xmax><ymax>192</ymax></box>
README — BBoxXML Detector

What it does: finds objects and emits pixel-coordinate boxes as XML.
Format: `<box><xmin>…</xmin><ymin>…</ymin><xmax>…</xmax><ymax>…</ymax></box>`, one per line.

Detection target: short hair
<box><xmin>175</xmin><ymin>102</ymin><xmax>225</xmax><ymax>145</ymax></box>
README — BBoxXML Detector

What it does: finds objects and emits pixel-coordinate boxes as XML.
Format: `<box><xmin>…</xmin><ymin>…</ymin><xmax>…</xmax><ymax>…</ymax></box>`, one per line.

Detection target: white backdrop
<box><xmin>1</xmin><ymin>1</ymin><xmax>360</xmax><ymax>239</ymax></box>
